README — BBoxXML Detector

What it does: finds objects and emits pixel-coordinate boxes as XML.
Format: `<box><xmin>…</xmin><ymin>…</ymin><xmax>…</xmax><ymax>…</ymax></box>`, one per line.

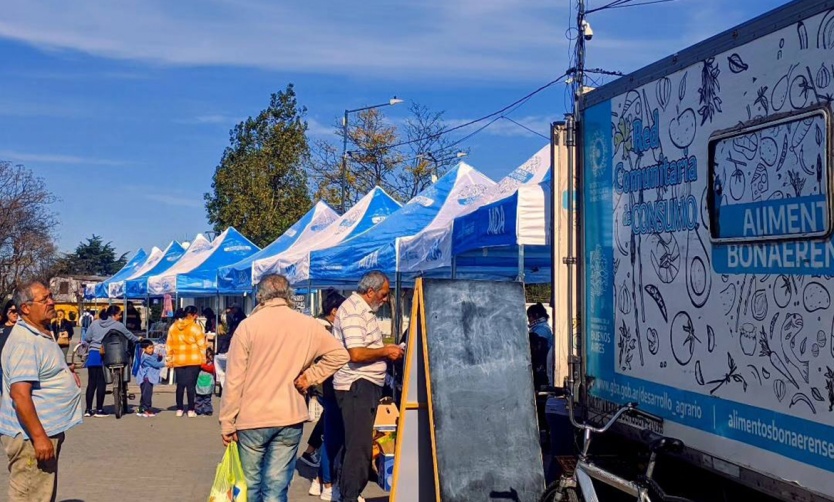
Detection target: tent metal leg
<box><xmin>306</xmin><ymin>280</ymin><xmax>312</xmax><ymax>314</ymax></box>
<box><xmin>393</xmin><ymin>273</ymin><xmax>402</xmax><ymax>343</ymax></box>
<box><xmin>451</xmin><ymin>257</ymin><xmax>457</xmax><ymax>279</ymax></box>
<box><xmin>146</xmin><ymin>294</ymin><xmax>150</xmax><ymax>338</ymax></box>
<box><xmin>517</xmin><ymin>245</ymin><xmax>526</xmax><ymax>283</ymax></box>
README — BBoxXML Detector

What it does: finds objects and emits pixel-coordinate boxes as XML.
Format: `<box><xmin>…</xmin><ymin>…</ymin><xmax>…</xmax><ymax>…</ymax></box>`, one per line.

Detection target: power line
<box><xmin>500</xmin><ymin>116</ymin><xmax>549</xmax><ymax>140</ymax></box>
<box><xmin>360</xmin><ymin>71</ymin><xmax>569</xmax><ymax>153</ymax></box>
<box><xmin>587</xmin><ymin>0</ymin><xmax>674</xmax><ymax>14</ymax></box>
<box><xmin>607</xmin><ymin>0</ymin><xmax>675</xmax><ymax>9</ymax></box>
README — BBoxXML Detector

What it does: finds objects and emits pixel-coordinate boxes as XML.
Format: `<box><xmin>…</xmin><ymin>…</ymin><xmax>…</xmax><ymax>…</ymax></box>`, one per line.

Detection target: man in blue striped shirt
<box><xmin>0</xmin><ymin>281</ymin><xmax>83</xmax><ymax>502</ymax></box>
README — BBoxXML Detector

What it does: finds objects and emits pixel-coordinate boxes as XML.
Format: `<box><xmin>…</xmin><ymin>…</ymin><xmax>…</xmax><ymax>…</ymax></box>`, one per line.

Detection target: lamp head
<box><xmin>389</xmin><ymin>97</ymin><xmax>404</xmax><ymax>106</ymax></box>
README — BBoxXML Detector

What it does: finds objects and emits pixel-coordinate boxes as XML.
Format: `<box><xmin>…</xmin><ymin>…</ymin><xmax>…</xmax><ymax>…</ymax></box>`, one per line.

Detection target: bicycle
<box><xmin>101</xmin><ymin>332</ymin><xmax>136</xmax><ymax>419</ymax></box>
<box><xmin>71</xmin><ymin>342</ymin><xmax>89</xmax><ymax>368</ymax></box>
<box><xmin>540</xmin><ymin>387</ymin><xmax>694</xmax><ymax>502</ymax></box>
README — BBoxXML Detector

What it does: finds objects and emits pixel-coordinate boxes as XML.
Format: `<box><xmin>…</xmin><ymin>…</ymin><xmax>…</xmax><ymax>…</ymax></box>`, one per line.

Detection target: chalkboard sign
<box><xmin>391</xmin><ymin>285</ymin><xmax>437</xmax><ymax>502</ymax></box>
<box><xmin>423</xmin><ymin>279</ymin><xmax>544</xmax><ymax>502</ymax></box>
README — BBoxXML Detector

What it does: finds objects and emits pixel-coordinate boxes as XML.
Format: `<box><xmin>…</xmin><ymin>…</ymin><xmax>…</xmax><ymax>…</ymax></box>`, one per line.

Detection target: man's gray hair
<box><xmin>357</xmin><ymin>271</ymin><xmax>389</xmax><ymax>294</ymax></box>
<box><xmin>12</xmin><ymin>281</ymin><xmax>43</xmax><ymax>309</ymax></box>
<box><xmin>256</xmin><ymin>274</ymin><xmax>293</xmax><ymax>304</ymax></box>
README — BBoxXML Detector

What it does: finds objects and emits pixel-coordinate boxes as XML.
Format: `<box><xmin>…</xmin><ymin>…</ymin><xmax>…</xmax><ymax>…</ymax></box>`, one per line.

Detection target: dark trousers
<box><xmin>336</xmin><ymin>379</ymin><xmax>382</xmax><ymax>502</ymax></box>
<box><xmin>195</xmin><ymin>394</ymin><xmax>213</xmax><ymax>415</ymax></box>
<box><xmin>140</xmin><ymin>381</ymin><xmax>154</xmax><ymax>411</ymax></box>
<box><xmin>174</xmin><ymin>365</ymin><xmax>201</xmax><ymax>411</ymax></box>
<box><xmin>85</xmin><ymin>366</ymin><xmax>107</xmax><ymax>411</ymax></box>
<box><xmin>322</xmin><ymin>396</ymin><xmax>343</xmax><ymax>486</ymax></box>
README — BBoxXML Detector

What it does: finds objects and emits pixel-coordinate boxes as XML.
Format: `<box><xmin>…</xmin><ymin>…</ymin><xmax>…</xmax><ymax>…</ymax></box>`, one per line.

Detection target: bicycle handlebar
<box><xmin>542</xmin><ymin>385</ymin><xmax>655</xmax><ymax>434</ymax></box>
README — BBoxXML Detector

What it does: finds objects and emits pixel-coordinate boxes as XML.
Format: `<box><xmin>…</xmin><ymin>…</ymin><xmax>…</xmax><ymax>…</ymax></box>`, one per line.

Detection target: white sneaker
<box><xmin>187</xmin><ymin>410</ymin><xmax>197</xmax><ymax>418</ymax></box>
<box><xmin>176</xmin><ymin>410</ymin><xmax>184</xmax><ymax>417</ymax></box>
<box><xmin>320</xmin><ymin>486</ymin><xmax>338</xmax><ymax>501</ymax></box>
<box><xmin>309</xmin><ymin>479</ymin><xmax>322</xmax><ymax>496</ymax></box>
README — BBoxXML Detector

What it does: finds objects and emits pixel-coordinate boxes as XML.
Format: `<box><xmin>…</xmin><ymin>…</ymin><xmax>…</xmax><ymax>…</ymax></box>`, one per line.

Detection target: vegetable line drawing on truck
<box><xmin>579</xmin><ymin>2</ymin><xmax>834</xmax><ymax>500</ymax></box>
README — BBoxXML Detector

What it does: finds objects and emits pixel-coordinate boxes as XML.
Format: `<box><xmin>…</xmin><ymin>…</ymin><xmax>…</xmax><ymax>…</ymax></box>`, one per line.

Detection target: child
<box><xmin>195</xmin><ymin>347</ymin><xmax>215</xmax><ymax>416</ymax></box>
<box><xmin>136</xmin><ymin>339</ymin><xmax>165</xmax><ymax>417</ymax></box>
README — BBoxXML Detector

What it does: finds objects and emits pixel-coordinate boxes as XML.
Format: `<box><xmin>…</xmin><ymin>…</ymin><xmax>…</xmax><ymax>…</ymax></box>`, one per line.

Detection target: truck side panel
<box><xmin>581</xmin><ymin>5</ymin><xmax>834</xmax><ymax>499</ymax></box>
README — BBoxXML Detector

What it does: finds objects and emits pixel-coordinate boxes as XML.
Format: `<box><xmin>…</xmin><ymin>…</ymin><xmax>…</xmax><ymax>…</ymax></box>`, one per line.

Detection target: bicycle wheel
<box><xmin>113</xmin><ymin>370</ymin><xmax>124</xmax><ymax>419</ymax></box>
<box><xmin>540</xmin><ymin>481</ymin><xmax>582</xmax><ymax>502</ymax></box>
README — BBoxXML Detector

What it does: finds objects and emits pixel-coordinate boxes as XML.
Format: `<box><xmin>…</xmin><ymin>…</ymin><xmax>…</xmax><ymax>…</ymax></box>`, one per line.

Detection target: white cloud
<box><xmin>176</xmin><ymin>114</ymin><xmax>239</xmax><ymax>125</ymax></box>
<box><xmin>0</xmin><ymin>1</ymin><xmax>785</xmax><ymax>85</ymax></box>
<box><xmin>0</xmin><ymin>149</ymin><xmax>130</xmax><ymax>166</ymax></box>
<box><xmin>306</xmin><ymin>117</ymin><xmax>336</xmax><ymax>138</ymax></box>
<box><xmin>144</xmin><ymin>193</ymin><xmax>203</xmax><ymax>208</ymax></box>
<box><xmin>0</xmin><ymin>0</ymin><xmax>571</xmax><ymax>81</ymax></box>
<box><xmin>0</xmin><ymin>100</ymin><xmax>90</xmax><ymax>118</ymax></box>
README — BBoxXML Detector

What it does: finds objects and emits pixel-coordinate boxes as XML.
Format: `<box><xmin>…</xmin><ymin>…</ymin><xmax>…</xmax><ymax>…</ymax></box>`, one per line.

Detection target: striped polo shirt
<box><xmin>0</xmin><ymin>320</ymin><xmax>83</xmax><ymax>438</ymax></box>
<box><xmin>332</xmin><ymin>293</ymin><xmax>386</xmax><ymax>390</ymax></box>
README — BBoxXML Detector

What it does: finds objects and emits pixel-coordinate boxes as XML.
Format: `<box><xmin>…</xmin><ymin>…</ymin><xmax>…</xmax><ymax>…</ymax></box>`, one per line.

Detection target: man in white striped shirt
<box><xmin>332</xmin><ymin>271</ymin><xmax>403</xmax><ymax>502</ymax></box>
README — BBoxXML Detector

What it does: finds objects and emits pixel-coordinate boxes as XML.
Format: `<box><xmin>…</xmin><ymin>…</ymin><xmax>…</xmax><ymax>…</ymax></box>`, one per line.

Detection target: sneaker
<box><xmin>84</xmin><ymin>410</ymin><xmax>93</xmax><ymax>417</ymax></box>
<box><xmin>143</xmin><ymin>412</ymin><xmax>157</xmax><ymax>418</ymax></box>
<box><xmin>187</xmin><ymin>410</ymin><xmax>197</xmax><ymax>418</ymax></box>
<box><xmin>320</xmin><ymin>486</ymin><xmax>337</xmax><ymax>501</ymax></box>
<box><xmin>299</xmin><ymin>450</ymin><xmax>321</xmax><ymax>468</ymax></box>
<box><xmin>94</xmin><ymin>410</ymin><xmax>109</xmax><ymax>418</ymax></box>
<box><xmin>309</xmin><ymin>478</ymin><xmax>322</xmax><ymax>496</ymax></box>
<box><xmin>176</xmin><ymin>410</ymin><xmax>184</xmax><ymax>417</ymax></box>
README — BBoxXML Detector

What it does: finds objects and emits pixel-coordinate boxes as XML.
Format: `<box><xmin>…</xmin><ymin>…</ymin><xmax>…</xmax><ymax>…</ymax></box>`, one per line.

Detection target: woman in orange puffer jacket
<box><xmin>166</xmin><ymin>305</ymin><xmax>207</xmax><ymax>417</ymax></box>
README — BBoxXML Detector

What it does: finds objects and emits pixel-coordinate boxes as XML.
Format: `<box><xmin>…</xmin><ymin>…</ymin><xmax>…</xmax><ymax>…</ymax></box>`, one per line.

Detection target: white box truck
<box><xmin>578</xmin><ymin>1</ymin><xmax>834</xmax><ymax>500</ymax></box>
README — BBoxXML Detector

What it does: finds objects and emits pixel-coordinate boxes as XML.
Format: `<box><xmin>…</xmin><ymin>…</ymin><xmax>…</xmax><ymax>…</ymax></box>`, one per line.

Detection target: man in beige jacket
<box><xmin>219</xmin><ymin>275</ymin><xmax>349</xmax><ymax>502</ymax></box>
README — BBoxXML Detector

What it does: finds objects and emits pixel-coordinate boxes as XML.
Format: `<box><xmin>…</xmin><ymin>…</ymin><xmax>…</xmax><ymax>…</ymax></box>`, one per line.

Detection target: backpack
<box><xmin>196</xmin><ymin>371</ymin><xmax>215</xmax><ymax>395</ymax></box>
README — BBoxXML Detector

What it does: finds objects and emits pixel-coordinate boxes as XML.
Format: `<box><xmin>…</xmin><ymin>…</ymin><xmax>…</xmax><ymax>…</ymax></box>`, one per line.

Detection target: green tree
<box><xmin>204</xmin><ymin>84</ymin><xmax>312</xmax><ymax>248</ymax></box>
<box><xmin>309</xmin><ymin>103</ymin><xmax>463</xmax><ymax>208</ymax></box>
<box><xmin>56</xmin><ymin>235</ymin><xmax>128</xmax><ymax>276</ymax></box>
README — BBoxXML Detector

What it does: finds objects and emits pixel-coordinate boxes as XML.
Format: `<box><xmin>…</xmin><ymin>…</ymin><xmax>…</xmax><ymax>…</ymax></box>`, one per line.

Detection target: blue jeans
<box><xmin>321</xmin><ymin>396</ymin><xmax>343</xmax><ymax>485</ymax></box>
<box><xmin>237</xmin><ymin>425</ymin><xmax>303</xmax><ymax>502</ymax></box>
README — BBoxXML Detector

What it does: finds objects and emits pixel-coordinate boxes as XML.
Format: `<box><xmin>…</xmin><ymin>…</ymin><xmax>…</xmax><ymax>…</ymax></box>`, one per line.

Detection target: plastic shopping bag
<box><xmin>208</xmin><ymin>442</ymin><xmax>248</xmax><ymax>502</ymax></box>
<box><xmin>307</xmin><ymin>395</ymin><xmax>323</xmax><ymax>423</ymax></box>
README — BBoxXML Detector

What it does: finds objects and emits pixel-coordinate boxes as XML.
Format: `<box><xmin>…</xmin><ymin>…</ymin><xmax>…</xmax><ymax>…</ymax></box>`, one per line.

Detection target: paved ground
<box><xmin>0</xmin><ymin>370</ymin><xmax>387</xmax><ymax>502</ymax></box>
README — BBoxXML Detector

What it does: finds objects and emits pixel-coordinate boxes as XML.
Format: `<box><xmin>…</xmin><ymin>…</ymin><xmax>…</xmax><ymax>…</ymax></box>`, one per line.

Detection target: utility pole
<box><xmin>575</xmin><ymin>0</ymin><xmax>587</xmax><ymax>111</ymax></box>
<box><xmin>565</xmin><ymin>0</ymin><xmax>587</xmax><ymax>401</ymax></box>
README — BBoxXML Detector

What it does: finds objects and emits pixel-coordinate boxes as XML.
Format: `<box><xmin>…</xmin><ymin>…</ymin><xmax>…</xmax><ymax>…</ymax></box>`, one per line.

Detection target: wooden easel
<box><xmin>390</xmin><ymin>278</ymin><xmax>440</xmax><ymax>501</ymax></box>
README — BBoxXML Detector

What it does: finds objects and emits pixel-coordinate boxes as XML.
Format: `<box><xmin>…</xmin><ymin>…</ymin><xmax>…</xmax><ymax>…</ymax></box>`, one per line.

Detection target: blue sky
<box><xmin>0</xmin><ymin>0</ymin><xmax>787</xmax><ymax>256</ymax></box>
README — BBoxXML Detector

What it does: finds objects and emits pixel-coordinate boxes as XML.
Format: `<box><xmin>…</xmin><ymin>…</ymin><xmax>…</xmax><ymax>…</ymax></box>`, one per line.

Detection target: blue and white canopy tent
<box><xmin>257</xmin><ymin>187</ymin><xmax>401</xmax><ymax>287</ymax></box>
<box><xmin>87</xmin><ymin>248</ymin><xmax>150</xmax><ymax>299</ymax></box>
<box><xmin>398</xmin><ymin>144</ymin><xmax>552</xmax><ymax>281</ymax></box>
<box><xmin>217</xmin><ymin>201</ymin><xmax>338</xmax><ymax>294</ymax></box>
<box><xmin>107</xmin><ymin>245</ymin><xmax>165</xmax><ymax>299</ymax></box>
<box><xmin>308</xmin><ymin>162</ymin><xmax>494</xmax><ymax>288</ymax></box>
<box><xmin>147</xmin><ymin>228</ymin><xmax>259</xmax><ymax>296</ymax></box>
<box><xmin>123</xmin><ymin>241</ymin><xmax>187</xmax><ymax>299</ymax></box>
<box><xmin>451</xmin><ymin>173</ymin><xmax>552</xmax><ymax>283</ymax></box>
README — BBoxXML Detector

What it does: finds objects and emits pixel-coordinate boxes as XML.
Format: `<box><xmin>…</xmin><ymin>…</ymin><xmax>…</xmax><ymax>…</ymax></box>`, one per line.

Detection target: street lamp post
<box><xmin>340</xmin><ymin>97</ymin><xmax>404</xmax><ymax>212</ymax></box>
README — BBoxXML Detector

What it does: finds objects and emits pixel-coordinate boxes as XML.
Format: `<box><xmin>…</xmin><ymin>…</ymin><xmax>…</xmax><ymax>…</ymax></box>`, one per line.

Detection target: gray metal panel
<box><xmin>582</xmin><ymin>0</ymin><xmax>834</xmax><ymax>109</ymax></box>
